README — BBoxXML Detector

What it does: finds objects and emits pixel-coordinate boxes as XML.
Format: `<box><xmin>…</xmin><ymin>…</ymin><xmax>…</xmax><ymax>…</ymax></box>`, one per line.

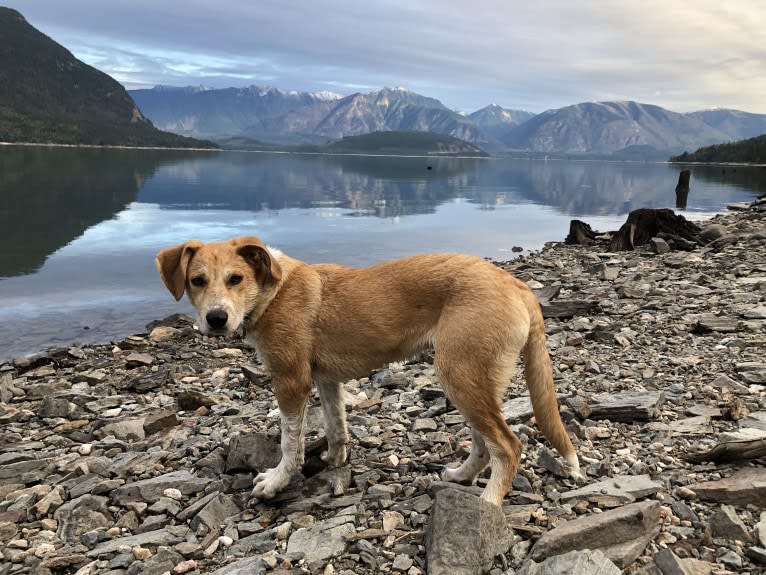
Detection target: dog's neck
<box><xmin>242</xmin><ymin>252</ymin><xmax>298</xmax><ymax>337</ymax></box>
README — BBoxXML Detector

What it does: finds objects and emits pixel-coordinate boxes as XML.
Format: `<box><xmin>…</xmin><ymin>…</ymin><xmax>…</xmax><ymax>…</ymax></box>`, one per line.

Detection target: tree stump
<box><xmin>675</xmin><ymin>169</ymin><xmax>691</xmax><ymax>209</ymax></box>
<box><xmin>609</xmin><ymin>208</ymin><xmax>702</xmax><ymax>251</ymax></box>
<box><xmin>565</xmin><ymin>220</ymin><xmax>598</xmax><ymax>245</ymax></box>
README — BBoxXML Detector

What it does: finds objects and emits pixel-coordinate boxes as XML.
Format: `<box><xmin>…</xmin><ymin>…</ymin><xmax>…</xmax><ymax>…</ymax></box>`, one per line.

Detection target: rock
<box><xmin>746</xmin><ymin>546</ymin><xmax>766</xmax><ymax>565</ymax></box>
<box><xmin>740</xmin><ymin>411</ymin><xmax>766</xmax><ymax>431</ymax></box>
<box><xmin>756</xmin><ymin>512</ymin><xmax>766</xmax><ymax>547</ymax></box>
<box><xmin>148</xmin><ymin>326</ymin><xmax>179</xmax><ymax>342</ymax></box>
<box><xmin>100</xmin><ymin>418</ymin><xmax>146</xmax><ymax>441</ymax></box>
<box><xmin>530</xmin><ymin>501</ymin><xmax>661</xmax><ymax>568</ymax></box>
<box><xmin>737</xmin><ymin>362</ymin><xmax>766</xmax><ymax>384</ymax></box>
<box><xmin>207</xmin><ymin>556</ymin><xmax>266</xmax><ymax>575</ymax></box>
<box><xmin>286</xmin><ymin>514</ymin><xmax>355</xmax><ymax>564</ymax></box>
<box><xmin>125</xmin><ymin>352</ymin><xmax>154</xmax><ymax>368</ymax></box>
<box><xmin>111</xmin><ymin>470</ymin><xmax>212</xmax><ymax>505</ymax></box>
<box><xmin>425</xmin><ymin>488</ymin><xmax>511</xmax><ymax>575</ymax></box>
<box><xmin>692</xmin><ymin>314</ymin><xmax>739</xmax><ymax>334</ymax></box>
<box><xmin>142</xmin><ymin>409</ymin><xmax>179</xmax><ymax>435</ymax></box>
<box><xmin>86</xmin><ymin>529</ymin><xmax>186</xmax><ymax>557</ymax></box>
<box><xmin>650</xmin><ymin>237</ymin><xmax>671</xmax><ymax>254</ymax></box>
<box><xmin>177</xmin><ymin>389</ymin><xmax>216</xmax><ymax>410</ymax></box>
<box><xmin>190</xmin><ymin>494</ymin><xmax>242</xmax><ymax>531</ymax></box>
<box><xmin>225</xmin><ymin>432</ymin><xmax>281</xmax><ymax>473</ymax></box>
<box><xmin>688</xmin><ymin>467</ymin><xmax>766</xmax><ymax>505</ymax></box>
<box><xmin>560</xmin><ymin>474</ymin><xmax>662</xmax><ymax>506</ymax></box>
<box><xmin>708</xmin><ymin>504</ymin><xmax>752</xmax><ymax>541</ymax></box>
<box><xmin>54</xmin><ymin>495</ymin><xmax>113</xmax><ymax>545</ymax></box>
<box><xmin>519</xmin><ymin>549</ymin><xmax>620</xmax><ymax>575</ymax></box>
<box><xmin>653</xmin><ymin>548</ymin><xmax>713</xmax><ymax>575</ymax></box>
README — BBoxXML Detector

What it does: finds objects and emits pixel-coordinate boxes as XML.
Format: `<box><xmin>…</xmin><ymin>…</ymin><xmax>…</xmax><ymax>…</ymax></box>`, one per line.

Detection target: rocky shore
<box><xmin>2</xmin><ymin>199</ymin><xmax>766</xmax><ymax>575</ymax></box>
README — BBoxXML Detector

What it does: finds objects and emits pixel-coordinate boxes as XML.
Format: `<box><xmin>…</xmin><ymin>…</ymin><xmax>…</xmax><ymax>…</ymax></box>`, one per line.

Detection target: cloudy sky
<box><xmin>6</xmin><ymin>0</ymin><xmax>765</xmax><ymax>114</ymax></box>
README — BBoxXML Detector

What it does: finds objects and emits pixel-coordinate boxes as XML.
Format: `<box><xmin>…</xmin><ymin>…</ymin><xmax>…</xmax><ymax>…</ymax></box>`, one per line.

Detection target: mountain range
<box><xmin>2</xmin><ymin>5</ymin><xmax>765</xmax><ymax>156</ymax></box>
<box><xmin>131</xmin><ymin>85</ymin><xmax>766</xmax><ymax>155</ymax></box>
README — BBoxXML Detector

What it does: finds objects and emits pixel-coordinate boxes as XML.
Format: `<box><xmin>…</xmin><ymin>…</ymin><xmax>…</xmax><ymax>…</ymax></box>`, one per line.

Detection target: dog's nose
<box><xmin>206</xmin><ymin>309</ymin><xmax>228</xmax><ymax>330</ymax></box>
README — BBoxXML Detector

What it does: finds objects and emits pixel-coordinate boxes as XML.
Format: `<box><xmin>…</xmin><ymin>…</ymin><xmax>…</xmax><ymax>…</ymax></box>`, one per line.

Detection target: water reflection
<box><xmin>0</xmin><ymin>146</ymin><xmax>217</xmax><ymax>277</ymax></box>
<box><xmin>0</xmin><ymin>147</ymin><xmax>764</xmax><ymax>361</ymax></box>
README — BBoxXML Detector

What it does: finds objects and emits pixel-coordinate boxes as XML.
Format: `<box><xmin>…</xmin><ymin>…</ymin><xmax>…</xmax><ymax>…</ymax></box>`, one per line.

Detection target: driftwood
<box><xmin>586</xmin><ymin>391</ymin><xmax>666</xmax><ymax>422</ymax></box>
<box><xmin>565</xmin><ymin>220</ymin><xmax>598</xmax><ymax>245</ymax></box>
<box><xmin>675</xmin><ymin>169</ymin><xmax>691</xmax><ymax>209</ymax></box>
<box><xmin>684</xmin><ymin>438</ymin><xmax>766</xmax><ymax>464</ymax></box>
<box><xmin>609</xmin><ymin>208</ymin><xmax>702</xmax><ymax>251</ymax></box>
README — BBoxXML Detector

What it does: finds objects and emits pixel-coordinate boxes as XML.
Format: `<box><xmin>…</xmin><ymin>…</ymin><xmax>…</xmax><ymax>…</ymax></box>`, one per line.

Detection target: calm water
<box><xmin>1</xmin><ymin>146</ymin><xmax>763</xmax><ymax>361</ymax></box>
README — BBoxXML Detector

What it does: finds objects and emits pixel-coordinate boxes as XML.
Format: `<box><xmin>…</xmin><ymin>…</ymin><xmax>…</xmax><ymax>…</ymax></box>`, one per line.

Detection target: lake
<box><xmin>1</xmin><ymin>146</ymin><xmax>764</xmax><ymax>361</ymax></box>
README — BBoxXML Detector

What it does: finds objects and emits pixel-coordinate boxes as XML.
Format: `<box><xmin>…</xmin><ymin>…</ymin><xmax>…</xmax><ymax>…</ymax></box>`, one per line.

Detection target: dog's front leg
<box><xmin>317</xmin><ymin>380</ymin><xmax>349</xmax><ymax>466</ymax></box>
<box><xmin>252</xmin><ymin>376</ymin><xmax>310</xmax><ymax>499</ymax></box>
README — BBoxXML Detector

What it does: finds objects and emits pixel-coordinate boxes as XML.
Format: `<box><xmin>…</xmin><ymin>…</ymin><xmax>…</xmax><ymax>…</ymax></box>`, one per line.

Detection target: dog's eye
<box><xmin>190</xmin><ymin>276</ymin><xmax>206</xmax><ymax>287</ymax></box>
<box><xmin>229</xmin><ymin>274</ymin><xmax>243</xmax><ymax>286</ymax></box>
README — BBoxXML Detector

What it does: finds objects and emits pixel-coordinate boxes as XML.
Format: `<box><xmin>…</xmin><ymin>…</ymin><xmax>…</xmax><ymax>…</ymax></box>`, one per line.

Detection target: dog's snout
<box><xmin>206</xmin><ymin>309</ymin><xmax>229</xmax><ymax>330</ymax></box>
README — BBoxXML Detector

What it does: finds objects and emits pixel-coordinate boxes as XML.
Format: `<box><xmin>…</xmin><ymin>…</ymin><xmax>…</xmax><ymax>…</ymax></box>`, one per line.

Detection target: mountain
<box><xmin>670</xmin><ymin>134</ymin><xmax>766</xmax><ymax>164</ymax></box>
<box><xmin>0</xmin><ymin>8</ymin><xmax>214</xmax><ymax>147</ymax></box>
<box><xmin>468</xmin><ymin>104</ymin><xmax>535</xmax><ymax>138</ymax></box>
<box><xmin>501</xmin><ymin>101</ymin><xmax>731</xmax><ymax>154</ymax></box>
<box><xmin>131</xmin><ymin>85</ymin><xmax>496</xmax><ymax>149</ymax></box>
<box><xmin>130</xmin><ymin>85</ymin><xmax>343</xmax><ymax>142</ymax></box>
<box><xmin>686</xmin><ymin>109</ymin><xmax>766</xmax><ymax>141</ymax></box>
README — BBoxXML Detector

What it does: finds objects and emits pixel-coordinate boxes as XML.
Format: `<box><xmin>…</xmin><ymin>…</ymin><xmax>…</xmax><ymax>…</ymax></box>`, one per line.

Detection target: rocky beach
<box><xmin>1</xmin><ymin>198</ymin><xmax>766</xmax><ymax>575</ymax></box>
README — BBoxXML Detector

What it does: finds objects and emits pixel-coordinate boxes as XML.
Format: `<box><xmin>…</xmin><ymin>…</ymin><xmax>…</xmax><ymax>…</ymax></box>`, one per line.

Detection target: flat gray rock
<box><xmin>286</xmin><ymin>514</ymin><xmax>355</xmax><ymax>564</ymax></box>
<box><xmin>688</xmin><ymin>467</ymin><xmax>766</xmax><ymax>506</ymax></box>
<box><xmin>530</xmin><ymin>500</ymin><xmax>661</xmax><ymax>568</ymax></box>
<box><xmin>519</xmin><ymin>549</ymin><xmax>620</xmax><ymax>575</ymax></box>
<box><xmin>560</xmin><ymin>475</ymin><xmax>662</xmax><ymax>505</ymax></box>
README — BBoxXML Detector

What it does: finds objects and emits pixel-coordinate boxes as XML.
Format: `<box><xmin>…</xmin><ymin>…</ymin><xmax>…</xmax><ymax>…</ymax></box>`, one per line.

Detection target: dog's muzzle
<box><xmin>205</xmin><ymin>308</ymin><xmax>229</xmax><ymax>331</ymax></box>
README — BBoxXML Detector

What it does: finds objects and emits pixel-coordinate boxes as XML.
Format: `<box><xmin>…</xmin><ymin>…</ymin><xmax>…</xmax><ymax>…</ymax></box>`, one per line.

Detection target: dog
<box><xmin>156</xmin><ymin>236</ymin><xmax>581</xmax><ymax>506</ymax></box>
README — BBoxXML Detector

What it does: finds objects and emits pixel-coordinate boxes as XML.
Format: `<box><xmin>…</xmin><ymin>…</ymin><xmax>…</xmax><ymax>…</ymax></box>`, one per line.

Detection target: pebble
<box><xmin>1</xmin><ymin>200</ymin><xmax>766</xmax><ymax>574</ymax></box>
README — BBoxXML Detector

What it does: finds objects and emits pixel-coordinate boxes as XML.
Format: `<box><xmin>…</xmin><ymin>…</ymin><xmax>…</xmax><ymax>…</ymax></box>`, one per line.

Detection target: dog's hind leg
<box><xmin>442</xmin><ymin>427</ymin><xmax>489</xmax><ymax>484</ymax></box>
<box><xmin>436</xmin><ymin>353</ymin><xmax>523</xmax><ymax>506</ymax></box>
<box><xmin>317</xmin><ymin>380</ymin><xmax>349</xmax><ymax>467</ymax></box>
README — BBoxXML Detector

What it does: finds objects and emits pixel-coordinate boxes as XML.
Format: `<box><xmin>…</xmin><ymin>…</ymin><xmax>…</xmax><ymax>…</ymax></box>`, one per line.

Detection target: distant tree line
<box><xmin>671</xmin><ymin>134</ymin><xmax>766</xmax><ymax>164</ymax></box>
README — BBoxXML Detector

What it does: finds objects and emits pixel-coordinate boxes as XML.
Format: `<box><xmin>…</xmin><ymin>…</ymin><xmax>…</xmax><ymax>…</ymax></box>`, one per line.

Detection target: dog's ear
<box><xmin>237</xmin><ymin>241</ymin><xmax>283</xmax><ymax>284</ymax></box>
<box><xmin>155</xmin><ymin>240</ymin><xmax>203</xmax><ymax>300</ymax></box>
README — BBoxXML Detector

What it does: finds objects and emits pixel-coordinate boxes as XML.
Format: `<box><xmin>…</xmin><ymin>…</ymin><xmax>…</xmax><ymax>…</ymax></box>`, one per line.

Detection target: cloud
<box><xmin>7</xmin><ymin>0</ymin><xmax>766</xmax><ymax>113</ymax></box>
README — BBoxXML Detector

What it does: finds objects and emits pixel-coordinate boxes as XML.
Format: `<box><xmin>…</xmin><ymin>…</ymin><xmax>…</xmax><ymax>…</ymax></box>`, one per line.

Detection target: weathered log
<box><xmin>675</xmin><ymin>169</ymin><xmax>690</xmax><ymax>209</ymax></box>
<box><xmin>609</xmin><ymin>208</ymin><xmax>702</xmax><ymax>251</ymax></box>
<box><xmin>684</xmin><ymin>438</ymin><xmax>766</xmax><ymax>464</ymax></box>
<box><xmin>587</xmin><ymin>391</ymin><xmax>666</xmax><ymax>422</ymax></box>
<box><xmin>541</xmin><ymin>300</ymin><xmax>597</xmax><ymax>319</ymax></box>
<box><xmin>565</xmin><ymin>220</ymin><xmax>598</xmax><ymax>245</ymax></box>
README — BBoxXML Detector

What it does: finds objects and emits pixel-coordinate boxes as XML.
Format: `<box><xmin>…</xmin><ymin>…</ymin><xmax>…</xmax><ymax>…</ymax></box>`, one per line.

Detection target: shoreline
<box><xmin>0</xmin><ymin>203</ymin><xmax>752</xmax><ymax>366</ymax></box>
<box><xmin>1</xmin><ymin>199</ymin><xmax>765</xmax><ymax>573</ymax></box>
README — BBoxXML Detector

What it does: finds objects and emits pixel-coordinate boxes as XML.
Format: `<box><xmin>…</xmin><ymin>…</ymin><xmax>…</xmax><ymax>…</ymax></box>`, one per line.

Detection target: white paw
<box><xmin>565</xmin><ymin>458</ymin><xmax>586</xmax><ymax>484</ymax></box>
<box><xmin>251</xmin><ymin>467</ymin><xmax>290</xmax><ymax>499</ymax></box>
<box><xmin>321</xmin><ymin>445</ymin><xmax>347</xmax><ymax>467</ymax></box>
<box><xmin>442</xmin><ymin>464</ymin><xmax>470</xmax><ymax>484</ymax></box>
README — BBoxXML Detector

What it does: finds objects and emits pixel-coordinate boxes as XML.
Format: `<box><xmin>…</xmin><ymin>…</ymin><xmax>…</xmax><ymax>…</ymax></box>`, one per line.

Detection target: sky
<box><xmin>5</xmin><ymin>0</ymin><xmax>766</xmax><ymax>114</ymax></box>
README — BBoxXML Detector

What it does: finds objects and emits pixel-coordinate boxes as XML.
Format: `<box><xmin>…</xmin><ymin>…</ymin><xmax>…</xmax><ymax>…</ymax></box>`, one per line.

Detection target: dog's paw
<box><xmin>564</xmin><ymin>457</ymin><xmax>586</xmax><ymax>484</ymax></box>
<box><xmin>321</xmin><ymin>445</ymin><xmax>347</xmax><ymax>467</ymax></box>
<box><xmin>441</xmin><ymin>464</ymin><xmax>474</xmax><ymax>486</ymax></box>
<box><xmin>252</xmin><ymin>467</ymin><xmax>289</xmax><ymax>499</ymax></box>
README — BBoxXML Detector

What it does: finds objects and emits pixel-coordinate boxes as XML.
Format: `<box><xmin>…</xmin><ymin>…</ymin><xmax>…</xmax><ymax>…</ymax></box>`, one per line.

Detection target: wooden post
<box><xmin>675</xmin><ymin>169</ymin><xmax>691</xmax><ymax>209</ymax></box>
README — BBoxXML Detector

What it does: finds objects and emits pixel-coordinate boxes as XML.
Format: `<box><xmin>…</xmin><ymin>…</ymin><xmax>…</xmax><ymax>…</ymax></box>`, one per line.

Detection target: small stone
<box><xmin>164</xmin><ymin>488</ymin><xmax>183</xmax><ymax>501</ymax></box>
<box><xmin>133</xmin><ymin>546</ymin><xmax>152</xmax><ymax>560</ymax></box>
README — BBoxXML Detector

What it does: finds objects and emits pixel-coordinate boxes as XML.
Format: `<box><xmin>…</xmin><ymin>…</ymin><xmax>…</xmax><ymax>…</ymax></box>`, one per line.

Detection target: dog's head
<box><xmin>155</xmin><ymin>236</ymin><xmax>282</xmax><ymax>335</ymax></box>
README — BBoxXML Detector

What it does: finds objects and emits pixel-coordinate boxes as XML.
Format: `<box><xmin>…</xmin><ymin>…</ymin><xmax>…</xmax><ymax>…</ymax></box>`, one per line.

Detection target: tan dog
<box><xmin>156</xmin><ymin>236</ymin><xmax>581</xmax><ymax>506</ymax></box>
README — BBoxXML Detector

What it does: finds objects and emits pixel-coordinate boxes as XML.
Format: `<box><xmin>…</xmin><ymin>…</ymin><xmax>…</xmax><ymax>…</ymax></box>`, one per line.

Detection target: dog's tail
<box><xmin>522</xmin><ymin>291</ymin><xmax>580</xmax><ymax>475</ymax></box>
